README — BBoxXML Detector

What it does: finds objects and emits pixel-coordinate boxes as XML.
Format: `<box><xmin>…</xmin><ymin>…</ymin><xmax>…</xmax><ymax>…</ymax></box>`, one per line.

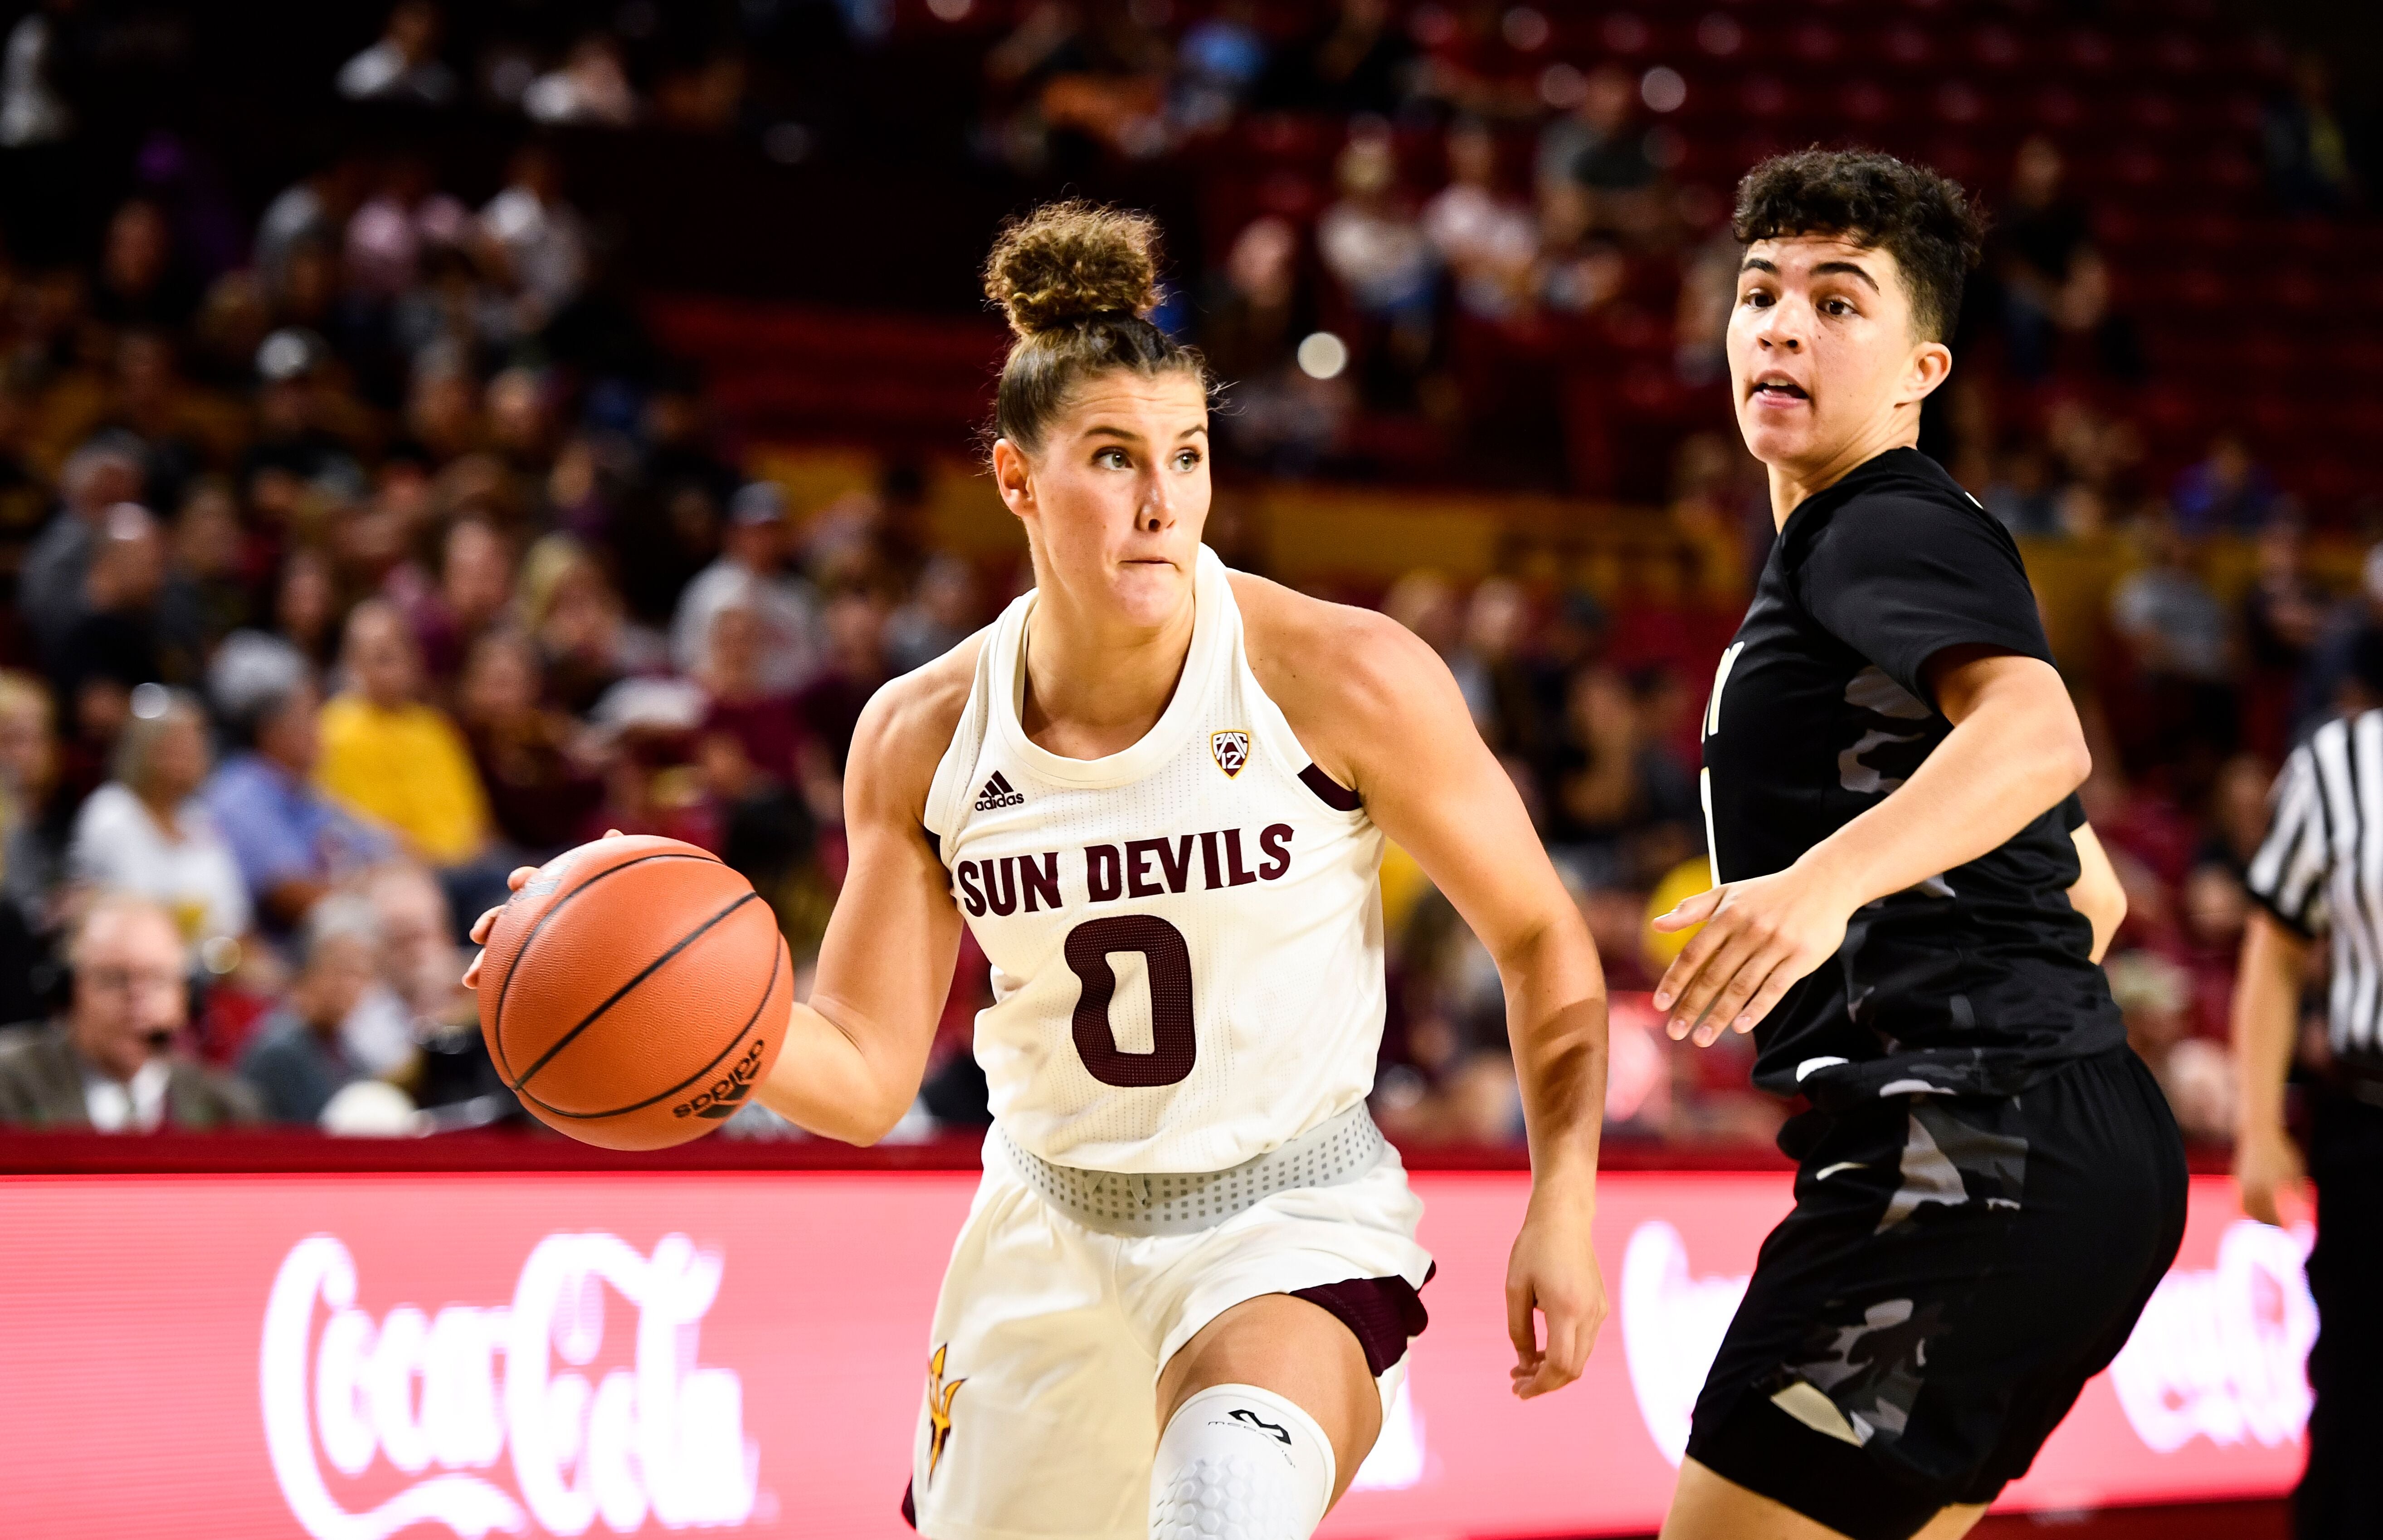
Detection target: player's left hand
<box><xmin>459</xmin><ymin>830</ymin><xmax>628</xmax><ymax>990</ymax></box>
<box><xmin>1650</xmin><ymin>863</ymin><xmax>1856</xmax><ymax>1046</ymax></box>
<box><xmin>1505</xmin><ymin>1195</ymin><xmax>1606</xmax><ymax>1400</ymax></box>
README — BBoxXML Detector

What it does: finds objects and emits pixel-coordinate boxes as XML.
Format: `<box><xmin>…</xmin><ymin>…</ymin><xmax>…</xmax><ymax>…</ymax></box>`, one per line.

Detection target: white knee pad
<box><xmin>1148</xmin><ymin>1384</ymin><xmax>1336</xmax><ymax>1540</ymax></box>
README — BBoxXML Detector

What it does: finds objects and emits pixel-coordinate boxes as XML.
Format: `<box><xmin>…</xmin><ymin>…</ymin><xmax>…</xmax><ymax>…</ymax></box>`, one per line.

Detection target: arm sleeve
<box><xmin>2245</xmin><ymin>744</ymin><xmax>2331</xmax><ymax>938</ymax></box>
<box><xmin>1798</xmin><ymin>497</ymin><xmax>2054</xmax><ymax>708</ymax></box>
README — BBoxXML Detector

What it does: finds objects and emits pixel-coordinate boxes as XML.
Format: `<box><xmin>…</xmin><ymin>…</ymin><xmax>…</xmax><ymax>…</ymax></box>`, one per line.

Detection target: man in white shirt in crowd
<box><xmin>669</xmin><ymin>481</ymin><xmax>822</xmax><ymax>695</ymax></box>
<box><xmin>0</xmin><ymin>892</ymin><xmax>258</xmax><ymax>1130</ymax></box>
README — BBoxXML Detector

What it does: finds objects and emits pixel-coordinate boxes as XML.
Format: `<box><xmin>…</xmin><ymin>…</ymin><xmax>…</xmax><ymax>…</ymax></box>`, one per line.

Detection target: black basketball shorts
<box><xmin>1684</xmin><ymin>1046</ymin><xmax>2188</xmax><ymax>1540</ymax></box>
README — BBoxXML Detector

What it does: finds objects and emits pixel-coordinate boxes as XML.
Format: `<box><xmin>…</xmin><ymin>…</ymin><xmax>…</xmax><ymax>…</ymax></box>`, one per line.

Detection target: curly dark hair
<box><xmin>983</xmin><ymin>200</ymin><xmax>1206</xmax><ymax>452</ymax></box>
<box><xmin>1731</xmin><ymin>148</ymin><xmax>1987</xmax><ymax>343</ymax></box>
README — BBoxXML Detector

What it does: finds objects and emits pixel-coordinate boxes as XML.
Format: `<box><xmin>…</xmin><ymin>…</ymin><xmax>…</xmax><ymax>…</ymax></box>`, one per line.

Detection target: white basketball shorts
<box><xmin>904</xmin><ymin>1131</ymin><xmax>1433</xmax><ymax>1540</ymax></box>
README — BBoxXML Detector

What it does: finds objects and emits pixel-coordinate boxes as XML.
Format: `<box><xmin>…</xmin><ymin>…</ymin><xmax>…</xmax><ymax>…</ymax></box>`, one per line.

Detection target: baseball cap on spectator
<box><xmin>729</xmin><ymin>482</ymin><xmax>785</xmax><ymax>526</ymax></box>
<box><xmin>256</xmin><ymin>327</ymin><xmax>328</xmax><ymax>383</ymax></box>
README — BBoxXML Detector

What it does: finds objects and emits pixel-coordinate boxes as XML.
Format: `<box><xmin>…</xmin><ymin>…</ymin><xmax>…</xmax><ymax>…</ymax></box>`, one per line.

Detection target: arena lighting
<box><xmin>1297</xmin><ymin>331</ymin><xmax>1350</xmax><ymax>380</ymax></box>
<box><xmin>1641</xmin><ymin>66</ymin><xmax>1688</xmax><ymax>114</ymax></box>
<box><xmin>926</xmin><ymin>0</ymin><xmax>972</xmax><ymax>20</ymax></box>
<box><xmin>0</xmin><ymin>1170</ymin><xmax>2303</xmax><ymax>1536</ymax></box>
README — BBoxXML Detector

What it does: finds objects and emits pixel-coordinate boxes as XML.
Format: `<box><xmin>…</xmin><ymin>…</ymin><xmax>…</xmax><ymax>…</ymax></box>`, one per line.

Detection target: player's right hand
<box><xmin>2235</xmin><ymin>1126</ymin><xmax>2308</xmax><ymax>1228</ymax></box>
<box><xmin>458</xmin><ymin>830</ymin><xmax>629</xmax><ymax>989</ymax></box>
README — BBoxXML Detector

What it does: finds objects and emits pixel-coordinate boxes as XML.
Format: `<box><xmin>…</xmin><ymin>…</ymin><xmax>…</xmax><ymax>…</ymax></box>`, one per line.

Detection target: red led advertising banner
<box><xmin>0</xmin><ymin>1170</ymin><xmax>2306</xmax><ymax>1538</ymax></box>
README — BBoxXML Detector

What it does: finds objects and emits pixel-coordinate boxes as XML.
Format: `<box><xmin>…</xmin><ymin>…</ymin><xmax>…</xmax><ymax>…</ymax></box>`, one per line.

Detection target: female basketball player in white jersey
<box><xmin>468</xmin><ymin>202</ymin><xmax>1610</xmax><ymax>1540</ymax></box>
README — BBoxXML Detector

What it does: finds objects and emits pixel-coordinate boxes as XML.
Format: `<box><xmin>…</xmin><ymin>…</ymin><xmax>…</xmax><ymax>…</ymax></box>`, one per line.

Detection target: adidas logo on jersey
<box><xmin>975</xmin><ymin>772</ymin><xmax>1026</xmax><ymax>811</ymax></box>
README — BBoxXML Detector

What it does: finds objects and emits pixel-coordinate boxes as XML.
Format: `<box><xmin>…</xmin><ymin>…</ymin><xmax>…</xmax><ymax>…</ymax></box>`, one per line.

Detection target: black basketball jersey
<box><xmin>1698</xmin><ymin>447</ymin><xmax>2125</xmax><ymax>1109</ymax></box>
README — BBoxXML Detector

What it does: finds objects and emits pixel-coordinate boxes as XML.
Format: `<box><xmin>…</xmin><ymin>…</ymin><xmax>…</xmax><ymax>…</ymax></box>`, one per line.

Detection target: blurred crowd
<box><xmin>0</xmin><ymin>102</ymin><xmax>962</xmax><ymax>1137</ymax></box>
<box><xmin>0</xmin><ymin>0</ymin><xmax>2372</xmax><ymax>1153</ymax></box>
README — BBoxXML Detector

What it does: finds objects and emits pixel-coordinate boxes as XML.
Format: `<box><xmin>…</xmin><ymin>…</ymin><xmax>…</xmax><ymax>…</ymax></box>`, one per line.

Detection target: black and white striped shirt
<box><xmin>2249</xmin><ymin>711</ymin><xmax>2383</xmax><ymax>1063</ymax></box>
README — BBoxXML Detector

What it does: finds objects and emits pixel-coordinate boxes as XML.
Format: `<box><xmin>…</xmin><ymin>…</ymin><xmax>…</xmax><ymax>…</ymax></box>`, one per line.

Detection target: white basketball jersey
<box><xmin>924</xmin><ymin>546</ymin><xmax>1387</xmax><ymax>1174</ymax></box>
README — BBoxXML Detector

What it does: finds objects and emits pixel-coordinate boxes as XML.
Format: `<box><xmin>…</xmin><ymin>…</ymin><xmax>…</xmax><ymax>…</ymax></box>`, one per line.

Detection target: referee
<box><xmin>2237</xmin><ymin>705</ymin><xmax>2383</xmax><ymax>1538</ymax></box>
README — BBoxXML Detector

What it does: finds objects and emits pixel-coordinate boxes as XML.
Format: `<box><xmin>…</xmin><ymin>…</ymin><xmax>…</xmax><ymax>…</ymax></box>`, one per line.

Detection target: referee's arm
<box><xmin>2233</xmin><ymin>743</ymin><xmax>2329</xmax><ymax>1227</ymax></box>
<box><xmin>2234</xmin><ymin>913</ymin><xmax>2310</xmax><ymax>1226</ymax></box>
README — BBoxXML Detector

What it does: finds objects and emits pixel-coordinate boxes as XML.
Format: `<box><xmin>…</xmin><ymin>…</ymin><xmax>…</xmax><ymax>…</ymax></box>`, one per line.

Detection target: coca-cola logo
<box><xmin>1618</xmin><ymin>1220</ymin><xmax>1749</xmax><ymax>1466</ymax></box>
<box><xmin>260</xmin><ymin>1232</ymin><xmax>761</xmax><ymax>1538</ymax></box>
<box><xmin>2109</xmin><ymin>1220</ymin><xmax>2315</xmax><ymax>1454</ymax></box>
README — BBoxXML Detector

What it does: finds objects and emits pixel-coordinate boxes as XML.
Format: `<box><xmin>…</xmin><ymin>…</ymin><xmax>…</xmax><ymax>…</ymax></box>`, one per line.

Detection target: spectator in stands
<box><xmin>67</xmin><ymin>685</ymin><xmax>247</xmax><ymax>951</ymax></box>
<box><xmin>455</xmin><ymin>627</ymin><xmax>606</xmax><ymax>859</ymax></box>
<box><xmin>2111</xmin><ymin>522</ymin><xmax>2234</xmax><ymax>685</ymax></box>
<box><xmin>314</xmin><ymin>599</ymin><xmax>496</xmax><ymax>887</ymax></box>
<box><xmin>245</xmin><ymin>329</ymin><xmax>364</xmax><ymax>487</ymax></box>
<box><xmin>1256</xmin><ymin>0</ymin><xmax>1418</xmax><ymax>117</ymax></box>
<box><xmin>2241</xmin><ymin>519</ymin><xmax>2329</xmax><ymax>753</ymax></box>
<box><xmin>885</xmin><ymin>555</ymin><xmax>980</xmax><ymax>676</ymax></box>
<box><xmin>1546</xmin><ymin>663</ymin><xmax>1699</xmax><ymax>888</ymax></box>
<box><xmin>344</xmin><ymin>155</ymin><xmax>469</xmax><ymax>304</ymax></box>
<box><xmin>336</xmin><ymin>1</ymin><xmax>458</xmax><ymax>107</ymax></box>
<box><xmin>254</xmin><ymin>158</ymin><xmax>370</xmax><ymax>303</ymax></box>
<box><xmin>0</xmin><ymin>671</ymin><xmax>62</xmax><ymax>932</ymax></box>
<box><xmin>238</xmin><ymin>894</ymin><xmax>380</xmax><ymax>1126</ymax></box>
<box><xmin>520</xmin><ymin>533</ymin><xmax>667</xmax><ymax>716</ymax></box>
<box><xmin>1204</xmin><ymin>217</ymin><xmax>1352</xmax><ymax>475</ymax></box>
<box><xmin>342</xmin><ymin>862</ymin><xmax>458</xmax><ymax>1082</ymax></box>
<box><xmin>49</xmin><ymin>503</ymin><xmax>185</xmax><ymax>751</ymax></box>
<box><xmin>1982</xmin><ymin>436</ymin><xmax>2065</xmax><ymax>538</ymax></box>
<box><xmin>404</xmin><ymin>346</ymin><xmax>484</xmax><ymax>463</ymax></box>
<box><xmin>1534</xmin><ymin>64</ymin><xmax>1658</xmax><ymax>215</ymax></box>
<box><xmin>2109</xmin><ymin>518</ymin><xmax>2239</xmax><ymax>789</ymax></box>
<box><xmin>1202</xmin><ymin>216</ymin><xmax>1303</xmax><ymax>386</ymax></box>
<box><xmin>1171</xmin><ymin>0</ymin><xmax>1266</xmax><ymax>136</ymax></box>
<box><xmin>20</xmin><ymin>434</ymin><xmax>145</xmax><ymax>660</ymax></box>
<box><xmin>1318</xmin><ymin>131</ymin><xmax>1437</xmax><ymax>407</ymax></box>
<box><xmin>1425</xmin><ymin>119</ymin><xmax>1538</xmax><ymax>321</ymax></box>
<box><xmin>93</xmin><ymin>197</ymin><xmax>199</xmax><ymax>333</ymax></box>
<box><xmin>387</xmin><ymin>516</ymin><xmax>513</xmax><ymax>690</ymax></box>
<box><xmin>699</xmin><ymin>597</ymin><xmax>801</xmax><ymax>790</ymax></box>
<box><xmin>2110</xmin><ymin>947</ymin><xmax>2232</xmax><ymax>1145</ymax></box>
<box><xmin>1994</xmin><ymin>136</ymin><xmax>2139</xmax><ymax>380</ymax></box>
<box><xmin>477</xmin><ymin>145</ymin><xmax>588</xmax><ymax>330</ymax></box>
<box><xmin>2266</xmin><ymin>52</ymin><xmax>2361</xmax><ymax>215</ymax></box>
<box><xmin>1443</xmin><ymin>576</ymin><xmax>1537</xmax><ymax>758</ymax></box>
<box><xmin>0</xmin><ymin>893</ymin><xmax>258</xmax><ymax>1130</ymax></box>
<box><xmin>669</xmin><ymin>482</ymin><xmax>820</xmax><ymax>695</ymax></box>
<box><xmin>525</xmin><ymin>33</ymin><xmax>638</xmax><ymax>128</ymax></box>
<box><xmin>201</xmin><ymin>633</ymin><xmax>391</xmax><ymax>930</ymax></box>
<box><xmin>2170</xmin><ymin>430</ymin><xmax>2281</xmax><ymax>537</ymax></box>
<box><xmin>791</xmin><ymin>587</ymin><xmax>889</xmax><ymax>819</ymax></box>
<box><xmin>2182</xmin><ymin>859</ymin><xmax>2247</xmax><ymax>1042</ymax></box>
<box><xmin>0</xmin><ymin>0</ymin><xmax>73</xmax><ymax>151</ymax></box>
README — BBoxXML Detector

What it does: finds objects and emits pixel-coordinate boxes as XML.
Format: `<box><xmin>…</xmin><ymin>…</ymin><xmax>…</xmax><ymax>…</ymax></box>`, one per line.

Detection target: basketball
<box><xmin>475</xmin><ymin>835</ymin><xmax>792</xmax><ymax>1150</ymax></box>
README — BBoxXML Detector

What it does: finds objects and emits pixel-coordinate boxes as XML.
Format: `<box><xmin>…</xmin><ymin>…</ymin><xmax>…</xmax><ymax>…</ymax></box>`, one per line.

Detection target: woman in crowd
<box><xmin>67</xmin><ymin>684</ymin><xmax>249</xmax><ymax>954</ymax></box>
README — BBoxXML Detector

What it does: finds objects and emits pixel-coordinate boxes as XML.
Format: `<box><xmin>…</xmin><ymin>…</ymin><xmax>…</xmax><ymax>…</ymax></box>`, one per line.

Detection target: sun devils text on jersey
<box><xmin>924</xmin><ymin>545</ymin><xmax>1385</xmax><ymax>1173</ymax></box>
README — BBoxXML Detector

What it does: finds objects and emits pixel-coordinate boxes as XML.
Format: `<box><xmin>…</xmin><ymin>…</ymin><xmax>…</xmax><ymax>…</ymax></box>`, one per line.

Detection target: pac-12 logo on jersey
<box><xmin>1210</xmin><ymin>731</ymin><xmax>1251</xmax><ymax>777</ymax></box>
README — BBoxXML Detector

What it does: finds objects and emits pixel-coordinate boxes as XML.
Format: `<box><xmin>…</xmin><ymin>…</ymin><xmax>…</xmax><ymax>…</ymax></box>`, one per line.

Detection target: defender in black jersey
<box><xmin>1648</xmin><ymin>152</ymin><xmax>2185</xmax><ymax>1540</ymax></box>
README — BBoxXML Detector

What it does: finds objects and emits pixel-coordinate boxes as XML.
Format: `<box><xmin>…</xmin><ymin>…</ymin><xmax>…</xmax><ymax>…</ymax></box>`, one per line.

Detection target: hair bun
<box><xmin>984</xmin><ymin>201</ymin><xmax>1162</xmax><ymax>338</ymax></box>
